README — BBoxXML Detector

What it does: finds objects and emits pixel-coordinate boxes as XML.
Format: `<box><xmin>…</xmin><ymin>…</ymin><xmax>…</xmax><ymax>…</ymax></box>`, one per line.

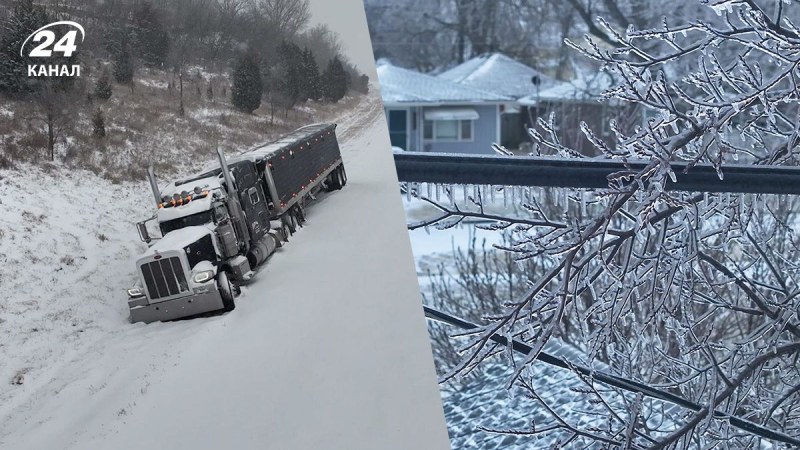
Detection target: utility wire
<box><xmin>424</xmin><ymin>305</ymin><xmax>800</xmax><ymax>446</ymax></box>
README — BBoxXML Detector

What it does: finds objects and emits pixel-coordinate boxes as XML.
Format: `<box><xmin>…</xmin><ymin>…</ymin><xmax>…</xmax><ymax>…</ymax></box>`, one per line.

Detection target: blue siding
<box><xmin>384</xmin><ymin>105</ymin><xmax>499</xmax><ymax>154</ymax></box>
<box><xmin>421</xmin><ymin>105</ymin><xmax>497</xmax><ymax>154</ymax></box>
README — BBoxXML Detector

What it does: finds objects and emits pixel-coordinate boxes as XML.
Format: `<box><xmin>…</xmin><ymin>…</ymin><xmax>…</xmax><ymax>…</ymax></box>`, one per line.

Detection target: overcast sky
<box><xmin>308</xmin><ymin>0</ymin><xmax>377</xmax><ymax>78</ymax></box>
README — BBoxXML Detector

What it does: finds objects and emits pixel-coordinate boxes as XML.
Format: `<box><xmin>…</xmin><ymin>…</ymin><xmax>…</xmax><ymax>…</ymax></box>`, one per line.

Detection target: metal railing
<box><xmin>394</xmin><ymin>152</ymin><xmax>800</xmax><ymax>195</ymax></box>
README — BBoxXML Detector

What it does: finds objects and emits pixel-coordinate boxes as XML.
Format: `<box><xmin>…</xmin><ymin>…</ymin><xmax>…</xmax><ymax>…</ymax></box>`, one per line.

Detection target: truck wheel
<box><xmin>339</xmin><ymin>165</ymin><xmax>347</xmax><ymax>188</ymax></box>
<box><xmin>326</xmin><ymin>170</ymin><xmax>340</xmax><ymax>192</ymax></box>
<box><xmin>218</xmin><ymin>271</ymin><xmax>235</xmax><ymax>312</ymax></box>
<box><xmin>331</xmin><ymin>166</ymin><xmax>344</xmax><ymax>191</ymax></box>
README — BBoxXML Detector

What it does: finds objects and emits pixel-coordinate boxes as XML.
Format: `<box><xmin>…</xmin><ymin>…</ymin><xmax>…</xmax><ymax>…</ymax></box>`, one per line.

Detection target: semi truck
<box><xmin>126</xmin><ymin>123</ymin><xmax>347</xmax><ymax>323</ymax></box>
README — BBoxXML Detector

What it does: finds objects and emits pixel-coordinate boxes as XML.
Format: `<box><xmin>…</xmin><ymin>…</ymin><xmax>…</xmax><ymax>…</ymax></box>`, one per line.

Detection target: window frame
<box><xmin>423</xmin><ymin>118</ymin><xmax>475</xmax><ymax>143</ymax></box>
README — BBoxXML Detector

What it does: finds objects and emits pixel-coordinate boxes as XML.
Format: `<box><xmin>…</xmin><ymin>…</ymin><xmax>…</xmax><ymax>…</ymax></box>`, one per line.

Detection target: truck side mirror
<box><xmin>137</xmin><ymin>221</ymin><xmax>151</xmax><ymax>244</ymax></box>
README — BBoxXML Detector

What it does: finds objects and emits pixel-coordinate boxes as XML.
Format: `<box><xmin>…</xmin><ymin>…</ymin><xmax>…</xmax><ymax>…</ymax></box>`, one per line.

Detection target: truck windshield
<box><xmin>160</xmin><ymin>210</ymin><xmax>214</xmax><ymax>235</ymax></box>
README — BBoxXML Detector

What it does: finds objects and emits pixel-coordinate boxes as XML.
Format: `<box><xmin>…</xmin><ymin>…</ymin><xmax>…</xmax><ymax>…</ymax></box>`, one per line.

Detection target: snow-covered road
<box><xmin>0</xmin><ymin>94</ymin><xmax>451</xmax><ymax>449</ymax></box>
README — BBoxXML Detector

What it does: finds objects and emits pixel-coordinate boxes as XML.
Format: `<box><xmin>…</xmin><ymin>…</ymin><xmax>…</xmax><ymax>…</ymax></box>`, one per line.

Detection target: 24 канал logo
<box><xmin>21</xmin><ymin>21</ymin><xmax>84</xmax><ymax>77</ymax></box>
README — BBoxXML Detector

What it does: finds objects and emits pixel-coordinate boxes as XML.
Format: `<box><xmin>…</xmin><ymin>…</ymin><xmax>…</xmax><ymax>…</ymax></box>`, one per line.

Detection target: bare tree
<box><xmin>250</xmin><ymin>0</ymin><xmax>310</xmax><ymax>41</ymax></box>
<box><xmin>416</xmin><ymin>1</ymin><xmax>800</xmax><ymax>447</ymax></box>
<box><xmin>27</xmin><ymin>81</ymin><xmax>78</xmax><ymax>161</ymax></box>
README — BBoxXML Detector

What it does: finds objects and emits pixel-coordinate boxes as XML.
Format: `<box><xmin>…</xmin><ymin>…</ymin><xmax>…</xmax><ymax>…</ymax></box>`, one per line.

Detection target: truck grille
<box><xmin>141</xmin><ymin>257</ymin><xmax>189</xmax><ymax>300</ymax></box>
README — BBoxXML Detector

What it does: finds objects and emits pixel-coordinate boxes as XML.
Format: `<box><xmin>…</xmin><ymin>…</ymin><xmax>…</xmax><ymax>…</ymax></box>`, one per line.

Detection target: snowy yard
<box><xmin>0</xmin><ymin>91</ymin><xmax>450</xmax><ymax>450</ymax></box>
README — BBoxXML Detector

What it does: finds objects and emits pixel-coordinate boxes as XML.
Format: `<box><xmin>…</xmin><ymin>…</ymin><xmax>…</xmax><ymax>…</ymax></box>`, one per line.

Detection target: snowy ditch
<box><xmin>0</xmin><ymin>90</ymin><xmax>451</xmax><ymax>450</ymax></box>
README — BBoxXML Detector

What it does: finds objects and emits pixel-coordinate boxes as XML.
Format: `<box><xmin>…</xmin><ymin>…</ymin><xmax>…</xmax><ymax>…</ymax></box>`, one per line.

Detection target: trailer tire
<box><xmin>339</xmin><ymin>165</ymin><xmax>347</xmax><ymax>188</ymax></box>
<box><xmin>326</xmin><ymin>170</ymin><xmax>339</xmax><ymax>192</ymax></box>
<box><xmin>218</xmin><ymin>271</ymin><xmax>235</xmax><ymax>312</ymax></box>
<box><xmin>329</xmin><ymin>166</ymin><xmax>344</xmax><ymax>191</ymax></box>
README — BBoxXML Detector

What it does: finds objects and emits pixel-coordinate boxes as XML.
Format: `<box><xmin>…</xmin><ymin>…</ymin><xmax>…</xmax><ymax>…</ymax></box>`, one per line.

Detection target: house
<box><xmin>517</xmin><ymin>71</ymin><xmax>618</xmax><ymax>154</ymax></box>
<box><xmin>377</xmin><ymin>53</ymin><xmax>618</xmax><ymax>155</ymax></box>
<box><xmin>377</xmin><ymin>60</ymin><xmax>512</xmax><ymax>154</ymax></box>
<box><xmin>438</xmin><ymin>53</ymin><xmax>556</xmax><ymax>150</ymax></box>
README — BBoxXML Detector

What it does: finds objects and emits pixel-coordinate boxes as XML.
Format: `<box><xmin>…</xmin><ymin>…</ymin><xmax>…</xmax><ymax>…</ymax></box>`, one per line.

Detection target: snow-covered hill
<box><xmin>0</xmin><ymin>91</ymin><xmax>452</xmax><ymax>450</ymax></box>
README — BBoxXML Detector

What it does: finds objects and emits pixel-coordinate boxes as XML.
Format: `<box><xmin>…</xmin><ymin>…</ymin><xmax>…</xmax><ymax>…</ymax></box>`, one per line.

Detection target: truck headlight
<box><xmin>127</xmin><ymin>287</ymin><xmax>144</xmax><ymax>298</ymax></box>
<box><xmin>193</xmin><ymin>270</ymin><xmax>214</xmax><ymax>283</ymax></box>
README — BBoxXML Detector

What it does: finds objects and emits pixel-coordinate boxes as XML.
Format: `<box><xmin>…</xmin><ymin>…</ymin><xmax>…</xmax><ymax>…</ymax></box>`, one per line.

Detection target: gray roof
<box><xmin>520</xmin><ymin>72</ymin><xmax>613</xmax><ymax>104</ymax></box>
<box><xmin>377</xmin><ymin>62</ymin><xmax>510</xmax><ymax>105</ymax></box>
<box><xmin>438</xmin><ymin>53</ymin><xmax>555</xmax><ymax>100</ymax></box>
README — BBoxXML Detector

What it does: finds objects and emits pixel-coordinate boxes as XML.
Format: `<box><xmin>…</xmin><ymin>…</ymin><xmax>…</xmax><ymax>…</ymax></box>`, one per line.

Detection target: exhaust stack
<box><xmin>217</xmin><ymin>148</ymin><xmax>235</xmax><ymax>192</ymax></box>
<box><xmin>147</xmin><ymin>166</ymin><xmax>161</xmax><ymax>206</ymax></box>
<box><xmin>216</xmin><ymin>147</ymin><xmax>251</xmax><ymax>250</ymax></box>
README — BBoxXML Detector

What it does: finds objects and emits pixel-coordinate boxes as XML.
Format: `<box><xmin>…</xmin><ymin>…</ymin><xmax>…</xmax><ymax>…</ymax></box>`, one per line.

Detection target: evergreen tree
<box><xmin>92</xmin><ymin>108</ymin><xmax>106</xmax><ymax>138</ymax></box>
<box><xmin>94</xmin><ymin>70</ymin><xmax>113</xmax><ymax>100</ymax></box>
<box><xmin>276</xmin><ymin>41</ymin><xmax>302</xmax><ymax>108</ymax></box>
<box><xmin>300</xmin><ymin>47</ymin><xmax>322</xmax><ymax>101</ymax></box>
<box><xmin>132</xmin><ymin>2</ymin><xmax>169</xmax><ymax>67</ymax></box>
<box><xmin>322</xmin><ymin>57</ymin><xmax>349</xmax><ymax>103</ymax></box>
<box><xmin>113</xmin><ymin>38</ymin><xmax>135</xmax><ymax>84</ymax></box>
<box><xmin>0</xmin><ymin>0</ymin><xmax>49</xmax><ymax>94</ymax></box>
<box><xmin>231</xmin><ymin>52</ymin><xmax>262</xmax><ymax>113</ymax></box>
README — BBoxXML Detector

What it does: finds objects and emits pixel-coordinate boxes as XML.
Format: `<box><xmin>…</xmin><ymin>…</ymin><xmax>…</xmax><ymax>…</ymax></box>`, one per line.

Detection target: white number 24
<box><xmin>30</xmin><ymin>30</ymin><xmax>78</xmax><ymax>57</ymax></box>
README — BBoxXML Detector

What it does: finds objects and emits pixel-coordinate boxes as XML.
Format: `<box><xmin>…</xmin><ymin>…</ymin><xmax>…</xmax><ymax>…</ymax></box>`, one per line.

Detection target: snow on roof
<box><xmin>157</xmin><ymin>193</ymin><xmax>215</xmax><ymax>223</ymax></box>
<box><xmin>442</xmin><ymin>340</ymin><xmax>680</xmax><ymax>449</ymax></box>
<box><xmin>438</xmin><ymin>53</ymin><xmax>556</xmax><ymax>100</ymax></box>
<box><xmin>519</xmin><ymin>72</ymin><xmax>614</xmax><ymax>105</ymax></box>
<box><xmin>377</xmin><ymin>63</ymin><xmax>510</xmax><ymax>105</ymax></box>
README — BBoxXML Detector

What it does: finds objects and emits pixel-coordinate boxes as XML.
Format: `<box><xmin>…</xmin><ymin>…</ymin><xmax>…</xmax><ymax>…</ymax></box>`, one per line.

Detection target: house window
<box><xmin>423</xmin><ymin>119</ymin><xmax>474</xmax><ymax>141</ymax></box>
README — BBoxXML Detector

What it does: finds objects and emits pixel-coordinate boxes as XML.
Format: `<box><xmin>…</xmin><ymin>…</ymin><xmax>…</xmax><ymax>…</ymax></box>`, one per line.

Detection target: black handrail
<box><xmin>393</xmin><ymin>152</ymin><xmax>800</xmax><ymax>195</ymax></box>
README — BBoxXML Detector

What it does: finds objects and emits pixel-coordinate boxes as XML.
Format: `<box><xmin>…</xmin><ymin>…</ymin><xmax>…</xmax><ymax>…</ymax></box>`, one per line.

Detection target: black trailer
<box><xmin>230</xmin><ymin>123</ymin><xmax>346</xmax><ymax>219</ymax></box>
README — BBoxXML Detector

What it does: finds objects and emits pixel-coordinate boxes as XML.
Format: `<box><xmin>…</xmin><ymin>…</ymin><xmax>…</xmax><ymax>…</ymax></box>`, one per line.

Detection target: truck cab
<box><xmin>126</xmin><ymin>173</ymin><xmax>245</xmax><ymax>323</ymax></box>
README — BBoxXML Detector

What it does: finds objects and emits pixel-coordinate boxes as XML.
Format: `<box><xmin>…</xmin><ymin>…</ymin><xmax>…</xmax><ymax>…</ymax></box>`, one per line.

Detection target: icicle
<box><xmin>490</xmin><ymin>185</ymin><xmax>496</xmax><ymax>203</ymax></box>
<box><xmin>426</xmin><ymin>182</ymin><xmax>432</xmax><ymax>199</ymax></box>
<box><xmin>503</xmin><ymin>187</ymin><xmax>508</xmax><ymax>208</ymax></box>
<box><xmin>405</xmin><ymin>182</ymin><xmax>411</xmax><ymax>202</ymax></box>
<box><xmin>580</xmin><ymin>190</ymin><xmax>588</xmax><ymax>216</ymax></box>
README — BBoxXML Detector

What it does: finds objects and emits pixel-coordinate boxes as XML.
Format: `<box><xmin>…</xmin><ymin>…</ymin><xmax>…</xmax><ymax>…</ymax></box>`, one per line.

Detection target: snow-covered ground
<box><xmin>0</xmin><ymin>92</ymin><xmax>451</xmax><ymax>450</ymax></box>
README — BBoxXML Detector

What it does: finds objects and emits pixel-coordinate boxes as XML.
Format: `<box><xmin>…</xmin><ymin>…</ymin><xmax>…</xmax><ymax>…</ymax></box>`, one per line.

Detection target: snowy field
<box><xmin>0</xmin><ymin>92</ymin><xmax>451</xmax><ymax>450</ymax></box>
